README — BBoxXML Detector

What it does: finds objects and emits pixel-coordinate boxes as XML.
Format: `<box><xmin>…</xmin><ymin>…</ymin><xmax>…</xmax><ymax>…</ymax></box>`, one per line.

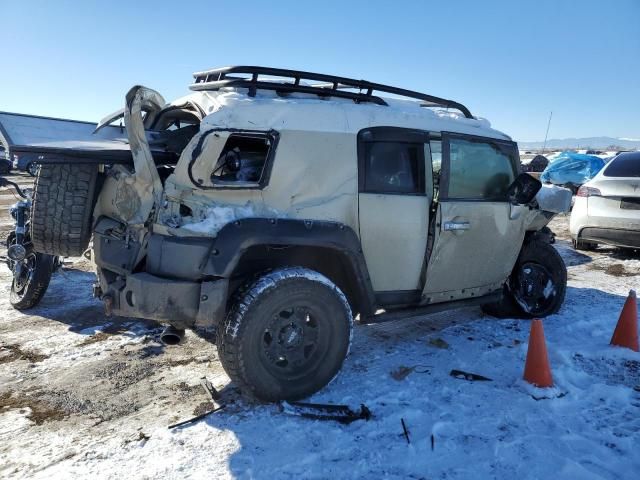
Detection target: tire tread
<box><xmin>31</xmin><ymin>164</ymin><xmax>99</xmax><ymax>257</ymax></box>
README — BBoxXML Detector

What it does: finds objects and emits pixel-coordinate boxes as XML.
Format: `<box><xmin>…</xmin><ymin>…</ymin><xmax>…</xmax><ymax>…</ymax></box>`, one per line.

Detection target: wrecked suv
<box><xmin>0</xmin><ymin>66</ymin><xmax>571</xmax><ymax>401</ymax></box>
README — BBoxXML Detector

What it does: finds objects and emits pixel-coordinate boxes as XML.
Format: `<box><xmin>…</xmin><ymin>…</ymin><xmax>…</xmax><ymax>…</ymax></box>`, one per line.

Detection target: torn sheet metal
<box><xmin>449</xmin><ymin>369</ymin><xmax>492</xmax><ymax>382</ymax></box>
<box><xmin>122</xmin><ymin>86</ymin><xmax>166</xmax><ymax>224</ymax></box>
<box><xmin>282</xmin><ymin>401</ymin><xmax>371</xmax><ymax>424</ymax></box>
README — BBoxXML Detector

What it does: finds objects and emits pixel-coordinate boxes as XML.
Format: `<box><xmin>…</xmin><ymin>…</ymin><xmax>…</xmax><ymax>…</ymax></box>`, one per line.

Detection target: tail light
<box><xmin>576</xmin><ymin>186</ymin><xmax>601</xmax><ymax>197</ymax></box>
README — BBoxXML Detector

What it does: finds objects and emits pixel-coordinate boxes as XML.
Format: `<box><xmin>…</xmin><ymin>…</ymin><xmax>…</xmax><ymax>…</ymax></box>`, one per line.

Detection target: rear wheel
<box><xmin>31</xmin><ymin>164</ymin><xmax>100</xmax><ymax>257</ymax></box>
<box><xmin>482</xmin><ymin>240</ymin><xmax>567</xmax><ymax>319</ymax></box>
<box><xmin>217</xmin><ymin>267</ymin><xmax>353</xmax><ymax>401</ymax></box>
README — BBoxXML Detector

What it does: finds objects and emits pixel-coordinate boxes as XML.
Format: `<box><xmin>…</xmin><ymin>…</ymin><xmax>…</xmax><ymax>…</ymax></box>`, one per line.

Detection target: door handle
<box><xmin>443</xmin><ymin>221</ymin><xmax>471</xmax><ymax>231</ymax></box>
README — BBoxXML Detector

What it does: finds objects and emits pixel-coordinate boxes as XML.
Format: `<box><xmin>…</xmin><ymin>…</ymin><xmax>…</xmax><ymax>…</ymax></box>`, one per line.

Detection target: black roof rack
<box><xmin>190</xmin><ymin>66</ymin><xmax>473</xmax><ymax>119</ymax></box>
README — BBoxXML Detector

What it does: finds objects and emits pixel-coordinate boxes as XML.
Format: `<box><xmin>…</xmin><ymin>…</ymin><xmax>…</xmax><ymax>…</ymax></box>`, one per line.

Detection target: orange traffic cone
<box><xmin>523</xmin><ymin>319</ymin><xmax>553</xmax><ymax>388</ymax></box>
<box><xmin>610</xmin><ymin>290</ymin><xmax>639</xmax><ymax>352</ymax></box>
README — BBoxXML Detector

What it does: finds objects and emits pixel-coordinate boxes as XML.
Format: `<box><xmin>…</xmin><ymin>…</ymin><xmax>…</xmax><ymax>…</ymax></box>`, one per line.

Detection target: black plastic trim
<box><xmin>375</xmin><ymin>290</ymin><xmax>422</xmax><ymax>307</ymax></box>
<box><xmin>364</xmin><ymin>291</ymin><xmax>502</xmax><ymax>324</ymax></box>
<box><xmin>579</xmin><ymin>227</ymin><xmax>640</xmax><ymax>248</ymax></box>
<box><xmin>147</xmin><ymin>219</ymin><xmax>377</xmax><ymax>316</ymax></box>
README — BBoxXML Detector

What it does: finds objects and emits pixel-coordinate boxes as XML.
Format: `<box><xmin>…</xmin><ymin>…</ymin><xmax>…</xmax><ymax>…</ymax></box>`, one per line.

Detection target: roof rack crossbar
<box><xmin>190</xmin><ymin>66</ymin><xmax>473</xmax><ymax>118</ymax></box>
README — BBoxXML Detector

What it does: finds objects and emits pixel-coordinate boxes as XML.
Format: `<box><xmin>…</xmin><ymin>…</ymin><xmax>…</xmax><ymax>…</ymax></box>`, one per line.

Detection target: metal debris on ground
<box><xmin>168</xmin><ymin>405</ymin><xmax>225</xmax><ymax>429</ymax></box>
<box><xmin>530</xmin><ymin>391</ymin><xmax>567</xmax><ymax>401</ymax></box>
<box><xmin>429</xmin><ymin>338</ymin><xmax>450</xmax><ymax>349</ymax></box>
<box><xmin>400</xmin><ymin>418</ymin><xmax>411</xmax><ymax>444</ymax></box>
<box><xmin>449</xmin><ymin>369</ymin><xmax>493</xmax><ymax>382</ymax></box>
<box><xmin>282</xmin><ymin>401</ymin><xmax>371</xmax><ymax>424</ymax></box>
<box><xmin>391</xmin><ymin>366</ymin><xmax>416</xmax><ymax>381</ymax></box>
<box><xmin>390</xmin><ymin>365</ymin><xmax>432</xmax><ymax>381</ymax></box>
<box><xmin>200</xmin><ymin>377</ymin><xmax>221</xmax><ymax>401</ymax></box>
<box><xmin>168</xmin><ymin>377</ymin><xmax>225</xmax><ymax>429</ymax></box>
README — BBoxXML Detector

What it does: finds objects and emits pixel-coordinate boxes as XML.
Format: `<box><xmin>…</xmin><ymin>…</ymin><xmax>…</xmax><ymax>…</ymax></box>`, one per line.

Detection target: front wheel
<box><xmin>7</xmin><ymin>236</ymin><xmax>55</xmax><ymax>309</ymax></box>
<box><xmin>217</xmin><ymin>267</ymin><xmax>353</xmax><ymax>401</ymax></box>
<box><xmin>27</xmin><ymin>162</ymin><xmax>39</xmax><ymax>177</ymax></box>
<box><xmin>482</xmin><ymin>240</ymin><xmax>567</xmax><ymax>319</ymax></box>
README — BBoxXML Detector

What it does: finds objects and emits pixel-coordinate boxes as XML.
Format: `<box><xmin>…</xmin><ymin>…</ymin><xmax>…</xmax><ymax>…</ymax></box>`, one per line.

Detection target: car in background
<box><xmin>0</xmin><ymin>148</ymin><xmax>12</xmax><ymax>174</ymax></box>
<box><xmin>12</xmin><ymin>152</ymin><xmax>40</xmax><ymax>176</ymax></box>
<box><xmin>570</xmin><ymin>151</ymin><xmax>640</xmax><ymax>250</ymax></box>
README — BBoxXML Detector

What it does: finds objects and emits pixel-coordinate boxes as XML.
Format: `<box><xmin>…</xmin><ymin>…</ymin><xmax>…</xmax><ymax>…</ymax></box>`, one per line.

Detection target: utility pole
<box><xmin>541</xmin><ymin>111</ymin><xmax>553</xmax><ymax>155</ymax></box>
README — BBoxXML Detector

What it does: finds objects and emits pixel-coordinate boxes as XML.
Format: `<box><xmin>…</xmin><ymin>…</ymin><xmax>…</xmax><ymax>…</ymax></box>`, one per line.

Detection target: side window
<box><xmin>210</xmin><ymin>134</ymin><xmax>273</xmax><ymax>185</ymax></box>
<box><xmin>446</xmin><ymin>136</ymin><xmax>517</xmax><ymax>200</ymax></box>
<box><xmin>363</xmin><ymin>141</ymin><xmax>425</xmax><ymax>194</ymax></box>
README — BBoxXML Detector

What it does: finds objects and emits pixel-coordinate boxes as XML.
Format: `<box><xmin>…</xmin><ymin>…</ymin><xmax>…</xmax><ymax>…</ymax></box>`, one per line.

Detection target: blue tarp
<box><xmin>540</xmin><ymin>152</ymin><xmax>605</xmax><ymax>186</ymax></box>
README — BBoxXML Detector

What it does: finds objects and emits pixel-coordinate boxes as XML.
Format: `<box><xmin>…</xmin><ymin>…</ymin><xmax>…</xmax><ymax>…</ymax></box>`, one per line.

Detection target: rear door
<box><xmin>358</xmin><ymin>127</ymin><xmax>430</xmax><ymax>299</ymax></box>
<box><xmin>422</xmin><ymin>133</ymin><xmax>526</xmax><ymax>303</ymax></box>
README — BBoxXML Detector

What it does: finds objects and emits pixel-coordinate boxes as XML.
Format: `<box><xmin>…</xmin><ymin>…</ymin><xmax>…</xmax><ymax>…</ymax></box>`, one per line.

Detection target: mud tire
<box><xmin>31</xmin><ymin>164</ymin><xmax>99</xmax><ymax>257</ymax></box>
<box><xmin>217</xmin><ymin>267</ymin><xmax>353</xmax><ymax>401</ymax></box>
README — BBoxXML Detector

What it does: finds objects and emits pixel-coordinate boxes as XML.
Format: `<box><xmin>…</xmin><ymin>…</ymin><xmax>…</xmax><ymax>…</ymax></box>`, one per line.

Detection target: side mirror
<box><xmin>507</xmin><ymin>173</ymin><xmax>542</xmax><ymax>205</ymax></box>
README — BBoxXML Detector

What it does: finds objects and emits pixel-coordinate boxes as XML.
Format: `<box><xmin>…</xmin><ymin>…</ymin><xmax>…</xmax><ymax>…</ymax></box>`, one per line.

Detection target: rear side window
<box><xmin>603</xmin><ymin>153</ymin><xmax>640</xmax><ymax>177</ymax></box>
<box><xmin>445</xmin><ymin>136</ymin><xmax>517</xmax><ymax>200</ymax></box>
<box><xmin>210</xmin><ymin>134</ymin><xmax>272</xmax><ymax>184</ymax></box>
<box><xmin>363</xmin><ymin>142</ymin><xmax>425</xmax><ymax>194</ymax></box>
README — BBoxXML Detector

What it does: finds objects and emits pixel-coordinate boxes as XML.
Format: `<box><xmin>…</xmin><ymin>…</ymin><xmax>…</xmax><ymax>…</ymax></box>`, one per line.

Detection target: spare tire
<box><xmin>31</xmin><ymin>164</ymin><xmax>100</xmax><ymax>257</ymax></box>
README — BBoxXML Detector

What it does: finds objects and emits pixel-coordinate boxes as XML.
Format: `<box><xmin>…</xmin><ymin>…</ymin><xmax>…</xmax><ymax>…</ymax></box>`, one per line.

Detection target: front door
<box><xmin>423</xmin><ymin>133</ymin><xmax>527</xmax><ymax>303</ymax></box>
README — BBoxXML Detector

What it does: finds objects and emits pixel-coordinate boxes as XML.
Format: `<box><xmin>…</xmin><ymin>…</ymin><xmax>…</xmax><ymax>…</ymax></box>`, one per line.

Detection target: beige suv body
<box><xmin>5</xmin><ymin>67</ymin><xmax>571</xmax><ymax>400</ymax></box>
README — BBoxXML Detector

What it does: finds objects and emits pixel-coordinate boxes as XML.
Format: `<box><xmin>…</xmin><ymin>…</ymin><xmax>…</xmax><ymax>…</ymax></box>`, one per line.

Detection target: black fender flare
<box><xmin>146</xmin><ymin>218</ymin><xmax>377</xmax><ymax>316</ymax></box>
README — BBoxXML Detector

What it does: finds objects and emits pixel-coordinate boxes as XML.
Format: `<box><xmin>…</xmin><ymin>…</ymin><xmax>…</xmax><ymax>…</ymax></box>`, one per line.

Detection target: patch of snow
<box><xmin>543</xmin><ymin>279</ymin><xmax>556</xmax><ymax>298</ymax></box>
<box><xmin>178</xmin><ymin>201</ymin><xmax>285</xmax><ymax>235</ymax></box>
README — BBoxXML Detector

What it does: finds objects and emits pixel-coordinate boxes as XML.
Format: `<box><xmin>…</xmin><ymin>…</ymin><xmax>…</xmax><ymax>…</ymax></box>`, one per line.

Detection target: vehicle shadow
<box><xmin>609</xmin><ymin>247</ymin><xmax>640</xmax><ymax>260</ymax></box>
<box><xmin>172</xmin><ymin>285</ymin><xmax>631</xmax><ymax>478</ymax></box>
<box><xmin>24</xmin><ymin>267</ymin><xmax>164</xmax><ymax>338</ymax></box>
<box><xmin>19</xmin><ymin>265</ymin><xmax>218</xmax><ymax>363</ymax></box>
<box><xmin>553</xmin><ymin>239</ymin><xmax>593</xmax><ymax>266</ymax></box>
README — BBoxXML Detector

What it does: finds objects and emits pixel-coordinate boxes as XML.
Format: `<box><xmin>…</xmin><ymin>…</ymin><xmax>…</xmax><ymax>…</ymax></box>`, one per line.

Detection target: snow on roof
<box><xmin>174</xmin><ymin>89</ymin><xmax>511</xmax><ymax>141</ymax></box>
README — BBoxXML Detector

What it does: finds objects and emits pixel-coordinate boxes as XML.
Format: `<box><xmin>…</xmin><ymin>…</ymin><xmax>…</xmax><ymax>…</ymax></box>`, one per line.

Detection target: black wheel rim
<box><xmin>512</xmin><ymin>261</ymin><xmax>556</xmax><ymax>316</ymax></box>
<box><xmin>12</xmin><ymin>253</ymin><xmax>36</xmax><ymax>297</ymax></box>
<box><xmin>259</xmin><ymin>304</ymin><xmax>328</xmax><ymax>380</ymax></box>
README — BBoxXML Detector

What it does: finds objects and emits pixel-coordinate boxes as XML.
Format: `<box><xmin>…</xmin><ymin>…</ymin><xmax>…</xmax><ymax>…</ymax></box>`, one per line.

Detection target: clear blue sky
<box><xmin>1</xmin><ymin>0</ymin><xmax>638</xmax><ymax>142</ymax></box>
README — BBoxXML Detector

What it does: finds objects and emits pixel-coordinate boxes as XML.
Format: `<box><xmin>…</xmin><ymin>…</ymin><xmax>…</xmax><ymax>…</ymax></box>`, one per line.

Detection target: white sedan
<box><xmin>570</xmin><ymin>151</ymin><xmax>640</xmax><ymax>250</ymax></box>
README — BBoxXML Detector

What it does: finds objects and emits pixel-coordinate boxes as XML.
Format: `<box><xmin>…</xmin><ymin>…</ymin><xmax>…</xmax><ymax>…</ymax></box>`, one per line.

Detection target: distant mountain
<box><xmin>518</xmin><ymin>137</ymin><xmax>640</xmax><ymax>150</ymax></box>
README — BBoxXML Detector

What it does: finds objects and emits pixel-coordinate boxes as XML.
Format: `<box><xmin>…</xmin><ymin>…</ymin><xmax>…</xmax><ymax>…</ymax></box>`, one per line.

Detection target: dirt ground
<box><xmin>0</xmin><ymin>172</ymin><xmax>638</xmax><ymax>478</ymax></box>
<box><xmin>0</xmin><ymin>173</ymin><xmax>233</xmax><ymax>473</ymax></box>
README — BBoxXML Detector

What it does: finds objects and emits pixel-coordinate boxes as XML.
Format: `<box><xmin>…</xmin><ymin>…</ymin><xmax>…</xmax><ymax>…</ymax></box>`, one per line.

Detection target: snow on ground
<box><xmin>0</xmin><ymin>178</ymin><xmax>639</xmax><ymax>479</ymax></box>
